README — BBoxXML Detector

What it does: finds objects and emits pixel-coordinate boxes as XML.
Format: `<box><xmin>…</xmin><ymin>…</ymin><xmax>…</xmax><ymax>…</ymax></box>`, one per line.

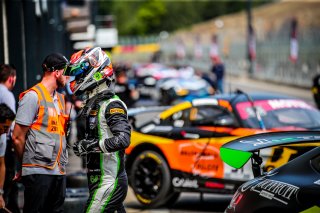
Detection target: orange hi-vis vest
<box><xmin>19</xmin><ymin>83</ymin><xmax>69</xmax><ymax>175</ymax></box>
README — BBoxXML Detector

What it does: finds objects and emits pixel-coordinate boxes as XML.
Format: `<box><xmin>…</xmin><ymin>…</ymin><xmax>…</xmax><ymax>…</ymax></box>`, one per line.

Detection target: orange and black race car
<box><xmin>125</xmin><ymin>91</ymin><xmax>320</xmax><ymax>207</ymax></box>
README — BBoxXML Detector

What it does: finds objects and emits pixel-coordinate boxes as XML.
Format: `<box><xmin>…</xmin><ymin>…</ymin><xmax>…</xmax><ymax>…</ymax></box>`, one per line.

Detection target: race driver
<box><xmin>63</xmin><ymin>47</ymin><xmax>131</xmax><ymax>213</ymax></box>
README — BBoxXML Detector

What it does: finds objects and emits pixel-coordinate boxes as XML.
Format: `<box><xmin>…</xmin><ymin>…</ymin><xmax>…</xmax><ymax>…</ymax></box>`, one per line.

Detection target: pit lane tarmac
<box><xmin>125</xmin><ymin>188</ymin><xmax>232</xmax><ymax>213</ymax></box>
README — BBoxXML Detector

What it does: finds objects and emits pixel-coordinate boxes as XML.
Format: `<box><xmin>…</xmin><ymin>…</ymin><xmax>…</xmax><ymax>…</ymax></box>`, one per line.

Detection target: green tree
<box><xmin>98</xmin><ymin>0</ymin><xmax>269</xmax><ymax>36</ymax></box>
<box><xmin>136</xmin><ymin>0</ymin><xmax>166</xmax><ymax>34</ymax></box>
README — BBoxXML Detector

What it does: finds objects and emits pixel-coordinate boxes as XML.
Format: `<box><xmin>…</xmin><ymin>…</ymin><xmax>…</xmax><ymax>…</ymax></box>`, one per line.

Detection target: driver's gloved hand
<box><xmin>73</xmin><ymin>138</ymin><xmax>101</xmax><ymax>156</ymax></box>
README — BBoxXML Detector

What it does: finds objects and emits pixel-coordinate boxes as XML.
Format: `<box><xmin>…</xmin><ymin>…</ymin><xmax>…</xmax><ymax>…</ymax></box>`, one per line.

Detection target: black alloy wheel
<box><xmin>130</xmin><ymin>150</ymin><xmax>171</xmax><ymax>208</ymax></box>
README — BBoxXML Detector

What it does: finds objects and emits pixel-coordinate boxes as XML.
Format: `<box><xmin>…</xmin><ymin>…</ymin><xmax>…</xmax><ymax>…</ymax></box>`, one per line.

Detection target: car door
<box><xmin>161</xmin><ymin>105</ymin><xmax>239</xmax><ymax>178</ymax></box>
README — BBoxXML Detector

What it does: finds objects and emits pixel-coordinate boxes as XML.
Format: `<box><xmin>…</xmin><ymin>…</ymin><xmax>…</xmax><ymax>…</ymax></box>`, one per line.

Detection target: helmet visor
<box><xmin>63</xmin><ymin>47</ymin><xmax>104</xmax><ymax>76</ymax></box>
<box><xmin>63</xmin><ymin>62</ymin><xmax>89</xmax><ymax>76</ymax></box>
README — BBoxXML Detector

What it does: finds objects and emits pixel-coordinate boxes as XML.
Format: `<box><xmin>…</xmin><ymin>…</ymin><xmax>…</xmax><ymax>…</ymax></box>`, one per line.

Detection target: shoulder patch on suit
<box><xmin>110</xmin><ymin>108</ymin><xmax>125</xmax><ymax>114</ymax></box>
<box><xmin>90</xmin><ymin>110</ymin><xmax>98</xmax><ymax>116</ymax></box>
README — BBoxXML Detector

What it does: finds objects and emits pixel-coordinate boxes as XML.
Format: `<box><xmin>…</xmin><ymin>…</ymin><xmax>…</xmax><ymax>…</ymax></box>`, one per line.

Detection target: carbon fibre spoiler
<box><xmin>220</xmin><ymin>131</ymin><xmax>320</xmax><ymax>169</ymax></box>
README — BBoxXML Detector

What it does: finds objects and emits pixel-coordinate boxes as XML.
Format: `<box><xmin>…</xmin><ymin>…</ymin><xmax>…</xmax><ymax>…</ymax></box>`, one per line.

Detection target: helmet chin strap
<box><xmin>77</xmin><ymin>81</ymin><xmax>115</xmax><ymax>118</ymax></box>
<box><xmin>84</xmin><ymin>83</ymin><xmax>107</xmax><ymax>102</ymax></box>
<box><xmin>83</xmin><ymin>81</ymin><xmax>114</xmax><ymax>102</ymax></box>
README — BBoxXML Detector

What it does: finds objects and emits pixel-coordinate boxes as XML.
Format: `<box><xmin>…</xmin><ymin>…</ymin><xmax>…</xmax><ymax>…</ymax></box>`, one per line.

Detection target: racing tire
<box><xmin>129</xmin><ymin>150</ymin><xmax>172</xmax><ymax>208</ymax></box>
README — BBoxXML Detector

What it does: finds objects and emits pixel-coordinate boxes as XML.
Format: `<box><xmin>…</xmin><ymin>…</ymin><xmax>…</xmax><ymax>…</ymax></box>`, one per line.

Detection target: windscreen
<box><xmin>236</xmin><ymin>99</ymin><xmax>320</xmax><ymax>130</ymax></box>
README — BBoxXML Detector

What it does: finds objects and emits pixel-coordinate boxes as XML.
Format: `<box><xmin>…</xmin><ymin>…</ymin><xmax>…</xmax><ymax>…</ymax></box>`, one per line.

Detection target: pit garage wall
<box><xmin>0</xmin><ymin>1</ymin><xmax>4</xmax><ymax>63</ymax></box>
<box><xmin>1</xmin><ymin>0</ymin><xmax>73</xmax><ymax>101</ymax></box>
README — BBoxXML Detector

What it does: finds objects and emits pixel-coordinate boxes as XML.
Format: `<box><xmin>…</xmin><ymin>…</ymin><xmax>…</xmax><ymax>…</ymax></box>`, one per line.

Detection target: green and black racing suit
<box><xmin>82</xmin><ymin>94</ymin><xmax>131</xmax><ymax>213</ymax></box>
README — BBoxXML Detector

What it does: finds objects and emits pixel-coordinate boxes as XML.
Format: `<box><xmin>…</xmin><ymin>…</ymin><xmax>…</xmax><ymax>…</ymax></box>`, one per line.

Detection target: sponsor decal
<box><xmin>240</xmin><ymin>136</ymin><xmax>320</xmax><ymax>147</ymax></box>
<box><xmin>259</xmin><ymin>190</ymin><xmax>274</xmax><ymax>200</ymax></box>
<box><xmin>192</xmin><ymin>98</ymin><xmax>218</xmax><ymax>106</ymax></box>
<box><xmin>172</xmin><ymin>177</ymin><xmax>199</xmax><ymax>188</ymax></box>
<box><xmin>268</xmin><ymin>99</ymin><xmax>312</xmax><ymax>110</ymax></box>
<box><xmin>240</xmin><ymin>138</ymin><xmax>273</xmax><ymax>147</ymax></box>
<box><xmin>224</xmin><ymin>163</ymin><xmax>253</xmax><ymax>181</ymax></box>
<box><xmin>194</xmin><ymin>163</ymin><xmax>219</xmax><ymax>171</ymax></box>
<box><xmin>93</xmin><ymin>72</ymin><xmax>102</xmax><ymax>81</ymax></box>
<box><xmin>178</xmin><ymin>142</ymin><xmax>222</xmax><ymax>177</ymax></box>
<box><xmin>90</xmin><ymin>175</ymin><xmax>99</xmax><ymax>184</ymax></box>
<box><xmin>89</xmin><ymin>110</ymin><xmax>98</xmax><ymax>116</ymax></box>
<box><xmin>110</xmin><ymin>108</ymin><xmax>125</xmax><ymax>114</ymax></box>
<box><xmin>236</xmin><ymin>99</ymin><xmax>314</xmax><ymax>119</ymax></box>
<box><xmin>248</xmin><ymin>179</ymin><xmax>299</xmax><ymax>205</ymax></box>
<box><xmin>179</xmin><ymin>143</ymin><xmax>218</xmax><ymax>158</ymax></box>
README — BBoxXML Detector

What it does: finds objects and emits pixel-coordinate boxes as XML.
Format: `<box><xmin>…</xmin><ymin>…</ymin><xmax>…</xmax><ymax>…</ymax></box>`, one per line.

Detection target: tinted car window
<box><xmin>161</xmin><ymin>105</ymin><xmax>235</xmax><ymax>127</ymax></box>
<box><xmin>189</xmin><ymin>106</ymin><xmax>231</xmax><ymax>126</ymax></box>
<box><xmin>160</xmin><ymin>109</ymin><xmax>190</xmax><ymax>127</ymax></box>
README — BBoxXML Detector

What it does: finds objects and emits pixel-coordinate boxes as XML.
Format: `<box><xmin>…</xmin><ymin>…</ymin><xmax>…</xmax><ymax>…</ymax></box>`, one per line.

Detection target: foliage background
<box><xmin>98</xmin><ymin>0</ymin><xmax>270</xmax><ymax>36</ymax></box>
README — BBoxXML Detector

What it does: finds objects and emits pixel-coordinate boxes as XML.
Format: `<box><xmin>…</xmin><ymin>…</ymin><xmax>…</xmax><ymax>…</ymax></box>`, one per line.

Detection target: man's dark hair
<box><xmin>0</xmin><ymin>64</ymin><xmax>16</xmax><ymax>83</ymax></box>
<box><xmin>0</xmin><ymin>103</ymin><xmax>15</xmax><ymax>122</ymax></box>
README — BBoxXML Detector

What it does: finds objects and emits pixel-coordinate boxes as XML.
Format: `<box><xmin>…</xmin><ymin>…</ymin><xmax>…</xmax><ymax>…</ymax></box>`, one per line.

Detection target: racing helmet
<box><xmin>64</xmin><ymin>47</ymin><xmax>114</xmax><ymax>96</ymax></box>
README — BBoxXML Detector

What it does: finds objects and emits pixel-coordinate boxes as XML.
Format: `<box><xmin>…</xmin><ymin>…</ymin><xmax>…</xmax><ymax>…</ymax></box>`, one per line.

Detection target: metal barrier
<box><xmin>112</xmin><ymin>27</ymin><xmax>320</xmax><ymax>89</ymax></box>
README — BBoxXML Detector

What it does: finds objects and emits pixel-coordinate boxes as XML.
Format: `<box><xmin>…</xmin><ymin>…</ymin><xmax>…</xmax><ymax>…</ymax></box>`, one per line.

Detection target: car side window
<box><xmin>189</xmin><ymin>106</ymin><xmax>235</xmax><ymax>127</ymax></box>
<box><xmin>161</xmin><ymin>109</ymin><xmax>191</xmax><ymax>127</ymax></box>
<box><xmin>161</xmin><ymin>105</ymin><xmax>237</xmax><ymax>128</ymax></box>
<box><xmin>190</xmin><ymin>106</ymin><xmax>226</xmax><ymax>126</ymax></box>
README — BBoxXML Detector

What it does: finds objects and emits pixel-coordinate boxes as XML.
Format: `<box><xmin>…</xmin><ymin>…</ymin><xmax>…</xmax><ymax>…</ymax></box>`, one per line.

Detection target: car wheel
<box><xmin>129</xmin><ymin>150</ymin><xmax>171</xmax><ymax>208</ymax></box>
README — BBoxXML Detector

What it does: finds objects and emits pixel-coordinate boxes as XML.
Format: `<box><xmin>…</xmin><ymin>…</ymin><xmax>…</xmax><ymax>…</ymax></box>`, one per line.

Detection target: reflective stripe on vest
<box><xmin>19</xmin><ymin>83</ymin><xmax>68</xmax><ymax>174</ymax></box>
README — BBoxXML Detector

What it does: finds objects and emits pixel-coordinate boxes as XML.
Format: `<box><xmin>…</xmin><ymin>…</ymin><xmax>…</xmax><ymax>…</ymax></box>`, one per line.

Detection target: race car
<box><xmin>157</xmin><ymin>76</ymin><xmax>215</xmax><ymax>105</ymax></box>
<box><xmin>125</xmin><ymin>91</ymin><xmax>320</xmax><ymax>207</ymax></box>
<box><xmin>133</xmin><ymin>63</ymin><xmax>180</xmax><ymax>99</ymax></box>
<box><xmin>221</xmin><ymin>131</ymin><xmax>320</xmax><ymax>213</ymax></box>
